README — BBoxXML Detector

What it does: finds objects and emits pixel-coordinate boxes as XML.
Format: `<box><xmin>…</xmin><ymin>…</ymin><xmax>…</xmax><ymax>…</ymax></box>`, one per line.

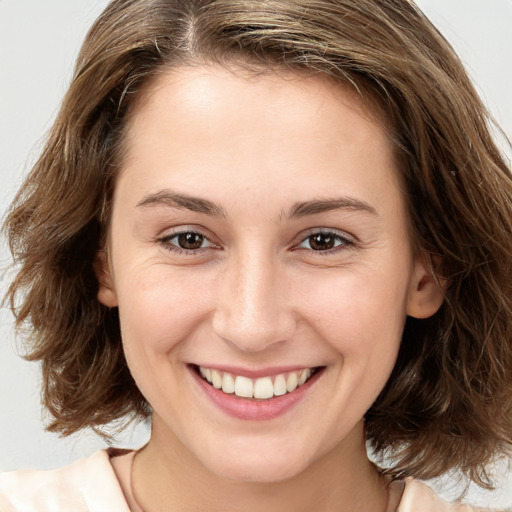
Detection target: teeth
<box><xmin>222</xmin><ymin>373</ymin><xmax>235</xmax><ymax>394</ymax></box>
<box><xmin>253</xmin><ymin>377</ymin><xmax>274</xmax><ymax>399</ymax></box>
<box><xmin>198</xmin><ymin>366</ymin><xmax>317</xmax><ymax>399</ymax></box>
<box><xmin>298</xmin><ymin>368</ymin><xmax>311</xmax><ymax>386</ymax></box>
<box><xmin>286</xmin><ymin>372</ymin><xmax>298</xmax><ymax>392</ymax></box>
<box><xmin>211</xmin><ymin>369</ymin><xmax>222</xmax><ymax>389</ymax></box>
<box><xmin>235</xmin><ymin>376</ymin><xmax>253</xmax><ymax>398</ymax></box>
<box><xmin>273</xmin><ymin>374</ymin><xmax>287</xmax><ymax>396</ymax></box>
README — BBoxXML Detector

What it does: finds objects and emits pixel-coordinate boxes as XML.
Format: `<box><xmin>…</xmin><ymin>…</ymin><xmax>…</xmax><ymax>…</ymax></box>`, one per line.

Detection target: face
<box><xmin>98</xmin><ymin>65</ymin><xmax>443</xmax><ymax>483</ymax></box>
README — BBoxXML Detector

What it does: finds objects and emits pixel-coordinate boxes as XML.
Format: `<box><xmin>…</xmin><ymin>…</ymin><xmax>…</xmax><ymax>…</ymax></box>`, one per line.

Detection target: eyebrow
<box><xmin>136</xmin><ymin>189</ymin><xmax>377</xmax><ymax>219</ymax></box>
<box><xmin>288</xmin><ymin>197</ymin><xmax>378</xmax><ymax>218</ymax></box>
<box><xmin>136</xmin><ymin>190</ymin><xmax>227</xmax><ymax>217</ymax></box>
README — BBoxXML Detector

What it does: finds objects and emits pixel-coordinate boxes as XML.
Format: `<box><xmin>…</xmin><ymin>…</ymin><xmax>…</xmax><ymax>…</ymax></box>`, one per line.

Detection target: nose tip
<box><xmin>212</xmin><ymin>310</ymin><xmax>295</xmax><ymax>353</ymax></box>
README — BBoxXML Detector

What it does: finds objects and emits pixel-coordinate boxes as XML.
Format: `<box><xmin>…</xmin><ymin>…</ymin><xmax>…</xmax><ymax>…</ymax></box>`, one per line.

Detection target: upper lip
<box><xmin>190</xmin><ymin>364</ymin><xmax>322</xmax><ymax>379</ymax></box>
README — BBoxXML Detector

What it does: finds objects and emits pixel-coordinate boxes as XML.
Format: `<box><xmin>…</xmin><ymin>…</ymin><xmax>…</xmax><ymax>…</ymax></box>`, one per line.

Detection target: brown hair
<box><xmin>4</xmin><ymin>0</ymin><xmax>512</xmax><ymax>487</ymax></box>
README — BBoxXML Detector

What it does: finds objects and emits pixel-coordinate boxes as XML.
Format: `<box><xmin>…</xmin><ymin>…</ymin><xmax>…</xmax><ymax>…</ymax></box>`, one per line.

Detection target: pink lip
<box><xmin>189</xmin><ymin>365</ymin><xmax>324</xmax><ymax>421</ymax></box>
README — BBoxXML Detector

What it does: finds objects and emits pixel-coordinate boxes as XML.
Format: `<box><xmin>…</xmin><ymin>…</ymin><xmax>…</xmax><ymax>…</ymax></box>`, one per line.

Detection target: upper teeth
<box><xmin>198</xmin><ymin>366</ymin><xmax>314</xmax><ymax>399</ymax></box>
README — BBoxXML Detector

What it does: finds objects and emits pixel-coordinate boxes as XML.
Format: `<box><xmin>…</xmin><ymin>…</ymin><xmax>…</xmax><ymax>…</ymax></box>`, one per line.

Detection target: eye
<box><xmin>160</xmin><ymin>230</ymin><xmax>217</xmax><ymax>253</ymax></box>
<box><xmin>297</xmin><ymin>230</ymin><xmax>353</xmax><ymax>252</ymax></box>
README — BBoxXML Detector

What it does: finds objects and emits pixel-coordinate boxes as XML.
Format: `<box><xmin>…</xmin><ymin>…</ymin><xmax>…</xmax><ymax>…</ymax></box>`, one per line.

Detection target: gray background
<box><xmin>1</xmin><ymin>0</ymin><xmax>511</xmax><ymax>507</ymax></box>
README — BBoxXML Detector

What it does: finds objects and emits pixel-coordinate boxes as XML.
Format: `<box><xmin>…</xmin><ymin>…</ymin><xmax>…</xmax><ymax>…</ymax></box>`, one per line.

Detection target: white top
<box><xmin>0</xmin><ymin>449</ymin><xmax>496</xmax><ymax>511</ymax></box>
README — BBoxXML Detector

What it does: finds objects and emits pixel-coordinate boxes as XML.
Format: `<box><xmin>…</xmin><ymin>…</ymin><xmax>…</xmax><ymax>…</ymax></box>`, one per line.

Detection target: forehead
<box><xmin>128</xmin><ymin>64</ymin><xmax>390</xmax><ymax>136</ymax></box>
<box><xmin>116</xmin><ymin>64</ymin><xmax>403</xmax><ymax>220</ymax></box>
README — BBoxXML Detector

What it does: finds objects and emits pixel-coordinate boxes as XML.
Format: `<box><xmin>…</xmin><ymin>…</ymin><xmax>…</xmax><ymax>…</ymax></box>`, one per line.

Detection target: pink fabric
<box><xmin>0</xmin><ymin>449</ymin><xmax>497</xmax><ymax>511</ymax></box>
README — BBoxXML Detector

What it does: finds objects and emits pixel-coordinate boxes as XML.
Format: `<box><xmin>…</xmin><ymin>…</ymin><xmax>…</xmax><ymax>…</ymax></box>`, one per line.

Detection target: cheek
<box><xmin>114</xmin><ymin>265</ymin><xmax>217</xmax><ymax>404</ymax></box>
<box><xmin>115</xmin><ymin>264</ymin><xmax>215</xmax><ymax>357</ymax></box>
<box><xmin>298</xmin><ymin>263</ymin><xmax>408</xmax><ymax>330</ymax></box>
<box><xmin>295</xmin><ymin>265</ymin><xmax>408</xmax><ymax>373</ymax></box>
<box><xmin>301</xmin><ymin>270</ymin><xmax>408</xmax><ymax>423</ymax></box>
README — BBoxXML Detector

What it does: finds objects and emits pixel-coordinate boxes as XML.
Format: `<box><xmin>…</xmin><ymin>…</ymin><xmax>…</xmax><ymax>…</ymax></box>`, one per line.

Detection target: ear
<box><xmin>93</xmin><ymin>250</ymin><xmax>118</xmax><ymax>308</ymax></box>
<box><xmin>407</xmin><ymin>256</ymin><xmax>446</xmax><ymax>319</ymax></box>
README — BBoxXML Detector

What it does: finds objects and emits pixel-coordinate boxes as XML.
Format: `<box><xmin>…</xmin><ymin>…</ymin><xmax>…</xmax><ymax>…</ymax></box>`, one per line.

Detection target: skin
<box><xmin>97</xmin><ymin>65</ymin><xmax>444</xmax><ymax>512</ymax></box>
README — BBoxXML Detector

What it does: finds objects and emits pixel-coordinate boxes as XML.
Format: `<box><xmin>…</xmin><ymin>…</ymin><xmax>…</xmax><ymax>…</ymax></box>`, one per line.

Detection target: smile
<box><xmin>197</xmin><ymin>366</ymin><xmax>319</xmax><ymax>400</ymax></box>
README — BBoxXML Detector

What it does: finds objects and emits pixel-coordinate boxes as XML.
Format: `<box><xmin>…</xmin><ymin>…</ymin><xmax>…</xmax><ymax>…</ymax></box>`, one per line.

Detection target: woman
<box><xmin>1</xmin><ymin>0</ymin><xmax>511</xmax><ymax>510</ymax></box>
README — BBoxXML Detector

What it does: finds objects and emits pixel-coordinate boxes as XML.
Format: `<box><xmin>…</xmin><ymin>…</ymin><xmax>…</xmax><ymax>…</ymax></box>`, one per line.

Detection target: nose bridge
<box><xmin>212</xmin><ymin>245</ymin><xmax>294</xmax><ymax>352</ymax></box>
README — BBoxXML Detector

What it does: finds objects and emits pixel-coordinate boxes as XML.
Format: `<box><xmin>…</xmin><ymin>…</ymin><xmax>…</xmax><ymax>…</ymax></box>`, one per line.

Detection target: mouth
<box><xmin>192</xmin><ymin>364</ymin><xmax>324</xmax><ymax>400</ymax></box>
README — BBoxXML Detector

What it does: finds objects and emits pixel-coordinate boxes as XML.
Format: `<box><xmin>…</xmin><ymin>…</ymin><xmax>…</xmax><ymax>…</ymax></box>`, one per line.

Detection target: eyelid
<box><xmin>299</xmin><ymin>227</ymin><xmax>355</xmax><ymax>242</ymax></box>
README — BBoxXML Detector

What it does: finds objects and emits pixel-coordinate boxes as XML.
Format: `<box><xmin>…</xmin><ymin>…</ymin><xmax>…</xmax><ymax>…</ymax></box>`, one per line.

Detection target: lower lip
<box><xmin>190</xmin><ymin>366</ymin><xmax>323</xmax><ymax>421</ymax></box>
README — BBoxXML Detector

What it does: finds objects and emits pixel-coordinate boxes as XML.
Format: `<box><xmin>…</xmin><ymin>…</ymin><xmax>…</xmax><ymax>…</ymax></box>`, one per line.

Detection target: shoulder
<box><xmin>0</xmin><ymin>449</ymin><xmax>131</xmax><ymax>512</ymax></box>
<box><xmin>398</xmin><ymin>478</ymin><xmax>505</xmax><ymax>512</ymax></box>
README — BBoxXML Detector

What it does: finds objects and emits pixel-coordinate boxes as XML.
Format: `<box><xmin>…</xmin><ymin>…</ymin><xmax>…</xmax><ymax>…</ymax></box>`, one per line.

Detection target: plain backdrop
<box><xmin>0</xmin><ymin>0</ymin><xmax>511</xmax><ymax>507</ymax></box>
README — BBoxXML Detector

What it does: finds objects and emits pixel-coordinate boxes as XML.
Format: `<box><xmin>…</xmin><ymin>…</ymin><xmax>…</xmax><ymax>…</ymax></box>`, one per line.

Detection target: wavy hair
<box><xmin>4</xmin><ymin>0</ymin><xmax>512</xmax><ymax>487</ymax></box>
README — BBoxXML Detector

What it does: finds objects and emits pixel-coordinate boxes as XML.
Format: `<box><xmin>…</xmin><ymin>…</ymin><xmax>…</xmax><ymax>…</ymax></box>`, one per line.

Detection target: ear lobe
<box><xmin>407</xmin><ymin>258</ymin><xmax>446</xmax><ymax>319</ymax></box>
<box><xmin>94</xmin><ymin>250</ymin><xmax>118</xmax><ymax>308</ymax></box>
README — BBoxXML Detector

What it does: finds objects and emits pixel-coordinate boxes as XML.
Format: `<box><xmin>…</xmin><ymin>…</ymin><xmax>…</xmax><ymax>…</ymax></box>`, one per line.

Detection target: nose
<box><xmin>212</xmin><ymin>250</ymin><xmax>296</xmax><ymax>353</ymax></box>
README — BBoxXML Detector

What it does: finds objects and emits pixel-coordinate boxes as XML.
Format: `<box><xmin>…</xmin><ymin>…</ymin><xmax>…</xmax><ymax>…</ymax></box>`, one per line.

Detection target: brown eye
<box><xmin>176</xmin><ymin>232</ymin><xmax>206</xmax><ymax>250</ymax></box>
<box><xmin>161</xmin><ymin>230</ymin><xmax>215</xmax><ymax>253</ymax></box>
<box><xmin>161</xmin><ymin>229</ymin><xmax>217</xmax><ymax>254</ymax></box>
<box><xmin>308</xmin><ymin>233</ymin><xmax>336</xmax><ymax>251</ymax></box>
<box><xmin>297</xmin><ymin>231</ymin><xmax>353</xmax><ymax>253</ymax></box>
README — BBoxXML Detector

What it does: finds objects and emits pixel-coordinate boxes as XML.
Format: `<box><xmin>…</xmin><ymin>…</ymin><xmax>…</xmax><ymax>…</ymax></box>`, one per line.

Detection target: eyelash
<box><xmin>158</xmin><ymin>228</ymin><xmax>355</xmax><ymax>256</ymax></box>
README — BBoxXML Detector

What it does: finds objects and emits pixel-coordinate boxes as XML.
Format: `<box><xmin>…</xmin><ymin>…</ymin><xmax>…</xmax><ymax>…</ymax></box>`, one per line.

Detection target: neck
<box><xmin>131</xmin><ymin>418</ymin><xmax>389</xmax><ymax>512</ymax></box>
